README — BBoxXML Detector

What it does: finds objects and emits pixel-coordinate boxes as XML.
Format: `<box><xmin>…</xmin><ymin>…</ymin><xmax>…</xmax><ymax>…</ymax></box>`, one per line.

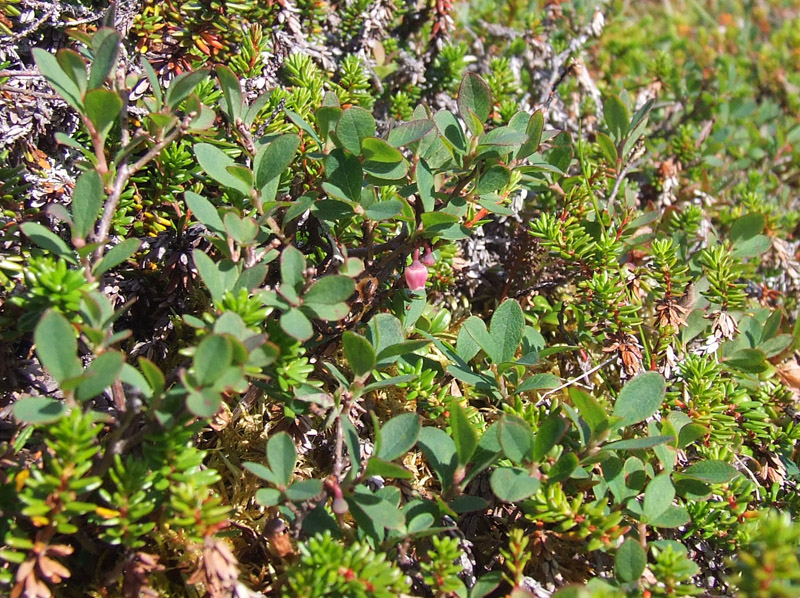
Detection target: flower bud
<box><xmin>404</xmin><ymin>249</ymin><xmax>428</xmax><ymax>291</ymax></box>
<box><xmin>332</xmin><ymin>498</ymin><xmax>349</xmax><ymax>515</ymax></box>
<box><xmin>420</xmin><ymin>247</ymin><xmax>436</xmax><ymax>266</ymax></box>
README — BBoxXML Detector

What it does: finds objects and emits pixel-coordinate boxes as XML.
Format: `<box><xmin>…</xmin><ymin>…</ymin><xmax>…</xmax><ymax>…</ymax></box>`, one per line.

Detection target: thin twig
<box><xmin>0</xmin><ymin>84</ymin><xmax>60</xmax><ymax>100</ymax></box>
<box><xmin>0</xmin><ymin>4</ymin><xmax>57</xmax><ymax>44</ymax></box>
<box><xmin>347</xmin><ymin>226</ymin><xmax>408</xmax><ymax>257</ymax></box>
<box><xmin>91</xmin><ymin>115</ymin><xmax>193</xmax><ymax>261</ymax></box>
<box><xmin>734</xmin><ymin>454</ymin><xmax>762</xmax><ymax>502</ymax></box>
<box><xmin>538</xmin><ymin>357</ymin><xmax>615</xmax><ymax>404</ymax></box>
<box><xmin>332</xmin><ymin>402</ymin><xmax>347</xmax><ymax>482</ymax></box>
<box><xmin>0</xmin><ymin>70</ymin><xmax>43</xmax><ymax>78</ymax></box>
<box><xmin>605</xmin><ymin>158</ymin><xmax>639</xmax><ymax>214</ymax></box>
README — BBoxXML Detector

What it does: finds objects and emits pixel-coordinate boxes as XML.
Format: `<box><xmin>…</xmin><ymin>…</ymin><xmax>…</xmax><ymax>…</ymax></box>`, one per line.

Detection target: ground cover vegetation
<box><xmin>1</xmin><ymin>0</ymin><xmax>800</xmax><ymax>596</ymax></box>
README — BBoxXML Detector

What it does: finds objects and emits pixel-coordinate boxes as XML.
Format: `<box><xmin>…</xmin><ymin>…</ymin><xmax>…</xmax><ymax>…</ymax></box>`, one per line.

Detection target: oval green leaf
<box><xmin>490</xmin><ymin>467</ymin><xmax>541</xmax><ymax>502</ymax></box>
<box><xmin>612</xmin><ymin>372</ymin><xmax>666</xmax><ymax>428</ymax></box>
<box><xmin>13</xmin><ymin>397</ymin><xmax>68</xmax><ymax>424</ymax></box>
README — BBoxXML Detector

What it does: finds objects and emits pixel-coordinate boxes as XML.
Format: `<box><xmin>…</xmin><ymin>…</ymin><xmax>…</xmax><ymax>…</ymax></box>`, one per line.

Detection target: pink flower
<box><xmin>404</xmin><ymin>248</ymin><xmax>428</xmax><ymax>291</ymax></box>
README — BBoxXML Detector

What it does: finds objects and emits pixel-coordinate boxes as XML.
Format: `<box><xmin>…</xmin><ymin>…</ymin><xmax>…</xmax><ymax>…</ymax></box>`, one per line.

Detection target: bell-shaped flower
<box><xmin>404</xmin><ymin>248</ymin><xmax>428</xmax><ymax>291</ymax></box>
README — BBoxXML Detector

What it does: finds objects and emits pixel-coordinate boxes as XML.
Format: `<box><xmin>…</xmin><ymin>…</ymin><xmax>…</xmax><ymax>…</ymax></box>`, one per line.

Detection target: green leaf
<box><xmin>517</xmin><ymin>109</ymin><xmax>544</xmax><ymax>159</ymax></box>
<box><xmin>225</xmin><ymin>165</ymin><xmax>254</xmax><ymax>192</ymax></box>
<box><xmin>516</xmin><ymin>373</ymin><xmax>560</xmax><ymax>393</ymax></box>
<box><xmin>418</xmin><ymin>427</ymin><xmax>457</xmax><ymax>491</ymax></box>
<box><xmin>254</xmin><ymin>134</ymin><xmax>300</xmax><ymax>189</ymax></box>
<box><xmin>647</xmin><ymin>505</ymin><xmax>690</xmax><ymax>528</ymax></box>
<box><xmin>759</xmin><ymin>334</ymin><xmax>792</xmax><ymax>358</ymax></box>
<box><xmin>193</xmin><ymin>335</ymin><xmax>233</xmax><ymax>387</ymax></box>
<box><xmin>376</xmin><ymin>340</ymin><xmax>429</xmax><ymax>365</ymax></box>
<box><xmin>243</xmin><ymin>462</ymin><xmax>279</xmax><ymax>485</ymax></box>
<box><xmin>450</xmin><ymin>401</ymin><xmax>478</xmax><ymax>467</ymax></box>
<box><xmin>449</xmin><ymin>495</ymin><xmax>489</xmax><ymax>513</ymax></box>
<box><xmin>350</xmin><ymin>487</ymin><xmax>405</xmax><ymax>530</ymax></box>
<box><xmin>35</xmin><ymin>310</ymin><xmax>81</xmax><ymax>383</ymax></box>
<box><xmin>730</xmin><ymin>213</ymin><xmax>766</xmax><ymax>243</ymax></box>
<box><xmin>405</xmin><ymin>506</ymin><xmax>435</xmax><ymax>534</ymax></box>
<box><xmin>301</xmin><ymin>302</ymin><xmax>349</xmax><ymax>321</ymax></box>
<box><xmin>342</xmin><ymin>331</ymin><xmax>376</xmax><ymax>378</ymax></box>
<box><xmin>141</xmin><ymin>58</ymin><xmax>162</xmax><ymax>109</ymax></box>
<box><xmin>314</xmin><ymin>199</ymin><xmax>354</xmax><ymax>223</ymax></box>
<box><xmin>603</xmin><ymin>435</ymin><xmax>673</xmax><ymax>451</ymax></box>
<box><xmin>316</xmin><ymin>105</ymin><xmax>342</xmax><ymax>142</ymax></box>
<box><xmin>678</xmin><ymin>423</ymin><xmax>708</xmax><ymax>449</ymax></box>
<box><xmin>13</xmin><ymin>397</ymin><xmax>68</xmax><ymax>424</ymax></box>
<box><xmin>362</xmin><ymin>137</ymin><xmax>408</xmax><ymax>180</ymax></box>
<box><xmin>462</xmin><ymin>316</ymin><xmax>495</xmax><ymax>361</ymax></box>
<box><xmin>284</xmin><ymin>194</ymin><xmax>315</xmax><ymax>224</ymax></box>
<box><xmin>216</xmin><ymin>64</ymin><xmax>242</xmax><ymax>122</ymax></box>
<box><xmin>255</xmin><ymin>488</ymin><xmax>281</xmax><ymax>506</ymax></box>
<box><xmin>186</xmin><ymin>388</ymin><xmax>222</xmax><ymax>418</ymax></box>
<box><xmin>184</xmin><ymin>191</ymin><xmax>224</xmax><ymax>234</ymax></box>
<box><xmin>88</xmin><ymin>29</ymin><xmax>121</xmax><ymax>89</ymax></box>
<box><xmin>94</xmin><ymin>238</ymin><xmax>140</xmax><ymax>276</ymax></box>
<box><xmin>475</xmin><ymin>164</ymin><xmax>511</xmax><ymax>195</ymax></box>
<box><xmin>477</xmin><ymin>126</ymin><xmax>528</xmax><ymax>149</ymax></box>
<box><xmin>604</xmin><ymin>95</ymin><xmax>630</xmax><ymax>142</ymax></box>
<box><xmin>489</xmin><ymin>299</ymin><xmax>524</xmax><ymax>363</ymax></box>
<box><xmin>335</xmin><ymin>107</ymin><xmax>376</xmax><ymax>155</ymax></box>
<box><xmin>643</xmin><ymin>474</ymin><xmax>675</xmax><ymax>521</ymax></box>
<box><xmin>20</xmin><ymin>222</ymin><xmax>76</xmax><ymax>264</ymax></box>
<box><xmin>377</xmin><ymin>413</ymin><xmax>420</xmax><ymax>461</ymax></box>
<box><xmin>533</xmin><ymin>413</ymin><xmax>569</xmax><ymax>462</ymax></box>
<box><xmin>723</xmin><ymin>348</ymin><xmax>768</xmax><ymax>373</ymax></box>
<box><xmin>434</xmin><ymin>109</ymin><xmax>468</xmax><ymax>155</ymax></box>
<box><xmin>76</xmin><ymin>351</ymin><xmax>125</xmax><ymax>401</ymax></box>
<box><xmin>548</xmin><ymin>451</ymin><xmax>579</xmax><ymax>482</ymax></box>
<box><xmin>195</xmin><ymin>143</ymin><xmax>251</xmax><ymax>195</ymax></box>
<box><xmin>613</xmin><ymin>372</ymin><xmax>666</xmax><ymax>428</ymax></box>
<box><xmin>280</xmin><ymin>308</ymin><xmax>313</xmax><ymax>341</ymax></box>
<box><xmin>71</xmin><ymin>170</ymin><xmax>104</xmax><ymax>240</ymax></box>
<box><xmin>498</xmin><ymin>415</ymin><xmax>534</xmax><ymax>464</ymax></box>
<box><xmin>304</xmin><ymin>275</ymin><xmax>354</xmax><ymax>305</ymax></box>
<box><xmin>193</xmin><ymin>250</ymin><xmax>238</xmax><ymax>304</ymax></box>
<box><xmin>139</xmin><ymin>358</ymin><xmax>164</xmax><ymax>398</ymax></box>
<box><xmin>164</xmin><ymin>69</ymin><xmax>210</xmax><ymax>109</ymax></box>
<box><xmin>242</xmin><ymin>90</ymin><xmax>272</xmax><ymax>128</ymax></box>
<box><xmin>286</xmin><ymin>479</ymin><xmax>323</xmax><ymax>502</ymax></box>
<box><xmin>120</xmin><ymin>363</ymin><xmax>152</xmax><ymax>398</ymax></box>
<box><xmin>362</xmin><ymin>374</ymin><xmax>417</xmax><ymax>394</ymax></box>
<box><xmin>361</xmin><ymin>137</ymin><xmax>404</xmax><ymax>163</ymax></box>
<box><xmin>279</xmin><ymin>245</ymin><xmax>306</xmax><ymax>304</ymax></box>
<box><xmin>615</xmin><ymin>538</ymin><xmax>646</xmax><ymax>583</ymax></box>
<box><xmin>471</xmin><ymin>572</ymin><xmax>503</xmax><ymax>598</ymax></box>
<box><xmin>324</xmin><ymin>149</ymin><xmax>362</xmax><ymax>202</ymax></box>
<box><xmin>267</xmin><ymin>432</ymin><xmax>297</xmax><ymax>487</ymax></box>
<box><xmin>731</xmin><ymin>234</ymin><xmax>770</xmax><ymax>258</ymax></box>
<box><xmin>285</xmin><ymin>108</ymin><xmax>322</xmax><ymax>145</ymax></box>
<box><xmin>365</xmin><ymin>199</ymin><xmax>403</xmax><ymax>220</ymax></box>
<box><xmin>570</xmin><ymin>387</ymin><xmax>608</xmax><ymax>435</ymax></box>
<box><xmin>682</xmin><ymin>461</ymin><xmax>738</xmax><ymax>484</ymax></box>
<box><xmin>223</xmin><ymin>213</ymin><xmax>258</xmax><ymax>244</ymax></box>
<box><xmin>56</xmin><ymin>49</ymin><xmax>87</xmax><ymax>96</ymax></box>
<box><xmin>388</xmin><ymin>119</ymin><xmax>435</xmax><ymax>147</ymax></box>
<box><xmin>596</xmin><ymin>132</ymin><xmax>618</xmax><ymax>164</ymax></box>
<box><xmin>416</xmin><ymin>159</ymin><xmax>435</xmax><ymax>212</ymax></box>
<box><xmin>33</xmin><ymin>48</ymin><xmax>83</xmax><ymax>110</ymax></box>
<box><xmin>365</xmin><ymin>457</ymin><xmax>413</xmax><ymax>479</ymax></box>
<box><xmin>490</xmin><ymin>467</ymin><xmax>541</xmax><ymax>502</ymax></box>
<box><xmin>457</xmin><ymin>73</ymin><xmax>492</xmax><ymax>130</ymax></box>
